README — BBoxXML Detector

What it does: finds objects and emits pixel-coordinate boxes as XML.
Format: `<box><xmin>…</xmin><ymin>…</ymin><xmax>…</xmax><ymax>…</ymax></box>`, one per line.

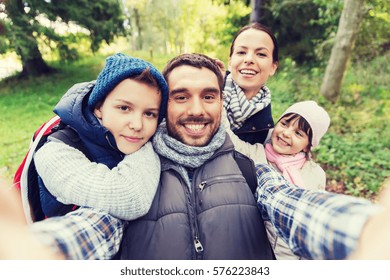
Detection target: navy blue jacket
<box><xmin>39</xmin><ymin>82</ymin><xmax>124</xmax><ymax>217</ymax></box>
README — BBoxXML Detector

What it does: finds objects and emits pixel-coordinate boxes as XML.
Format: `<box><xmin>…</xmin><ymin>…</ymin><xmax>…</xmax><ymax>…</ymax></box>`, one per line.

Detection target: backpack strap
<box><xmin>50</xmin><ymin>124</ymin><xmax>93</xmax><ymax>161</ymax></box>
<box><xmin>39</xmin><ymin>124</ymin><xmax>93</xmax><ymax>218</ymax></box>
<box><xmin>233</xmin><ymin>150</ymin><xmax>258</xmax><ymax>194</ymax></box>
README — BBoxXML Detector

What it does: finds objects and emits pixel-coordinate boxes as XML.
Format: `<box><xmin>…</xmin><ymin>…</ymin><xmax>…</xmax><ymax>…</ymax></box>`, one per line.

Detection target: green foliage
<box><xmin>353</xmin><ymin>0</ymin><xmax>390</xmax><ymax>61</ymax></box>
<box><xmin>0</xmin><ymin>0</ymin><xmax>126</xmax><ymax>76</ymax></box>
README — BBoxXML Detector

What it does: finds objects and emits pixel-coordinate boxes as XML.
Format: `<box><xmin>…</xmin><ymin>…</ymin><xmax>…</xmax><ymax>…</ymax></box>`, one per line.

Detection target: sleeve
<box><xmin>255</xmin><ymin>163</ymin><xmax>380</xmax><ymax>260</ymax></box>
<box><xmin>34</xmin><ymin>141</ymin><xmax>160</xmax><ymax>220</ymax></box>
<box><xmin>29</xmin><ymin>207</ymin><xmax>125</xmax><ymax>260</ymax></box>
<box><xmin>222</xmin><ymin>111</ymin><xmax>267</xmax><ymax>165</ymax></box>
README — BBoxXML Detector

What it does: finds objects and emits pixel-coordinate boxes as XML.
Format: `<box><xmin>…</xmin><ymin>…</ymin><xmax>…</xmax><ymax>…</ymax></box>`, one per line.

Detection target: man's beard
<box><xmin>166</xmin><ymin>116</ymin><xmax>219</xmax><ymax>147</ymax></box>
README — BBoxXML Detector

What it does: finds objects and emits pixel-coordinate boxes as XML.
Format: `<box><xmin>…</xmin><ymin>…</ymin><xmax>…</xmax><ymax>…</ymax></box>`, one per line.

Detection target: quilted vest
<box><xmin>119</xmin><ymin>138</ymin><xmax>274</xmax><ymax>260</ymax></box>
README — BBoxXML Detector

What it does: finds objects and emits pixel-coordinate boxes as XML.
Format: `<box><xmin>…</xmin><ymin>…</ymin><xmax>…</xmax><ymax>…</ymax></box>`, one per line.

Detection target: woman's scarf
<box><xmin>223</xmin><ymin>73</ymin><xmax>271</xmax><ymax>130</ymax></box>
<box><xmin>265</xmin><ymin>143</ymin><xmax>307</xmax><ymax>188</ymax></box>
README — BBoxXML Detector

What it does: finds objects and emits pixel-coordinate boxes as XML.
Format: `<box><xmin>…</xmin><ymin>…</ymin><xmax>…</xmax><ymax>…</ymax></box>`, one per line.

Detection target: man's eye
<box><xmin>204</xmin><ymin>95</ymin><xmax>215</xmax><ymax>100</ymax></box>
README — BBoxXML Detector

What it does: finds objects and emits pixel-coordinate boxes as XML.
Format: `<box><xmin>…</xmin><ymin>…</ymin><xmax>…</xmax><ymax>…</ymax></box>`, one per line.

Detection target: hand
<box><xmin>213</xmin><ymin>58</ymin><xmax>226</xmax><ymax>79</ymax></box>
<box><xmin>348</xmin><ymin>183</ymin><xmax>390</xmax><ymax>259</ymax></box>
<box><xmin>0</xmin><ymin>181</ymin><xmax>64</xmax><ymax>259</ymax></box>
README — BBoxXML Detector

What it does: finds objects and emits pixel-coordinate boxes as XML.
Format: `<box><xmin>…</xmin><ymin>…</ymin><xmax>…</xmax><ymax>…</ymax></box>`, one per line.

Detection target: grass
<box><xmin>0</xmin><ymin>51</ymin><xmax>389</xmax><ymax>200</ymax></box>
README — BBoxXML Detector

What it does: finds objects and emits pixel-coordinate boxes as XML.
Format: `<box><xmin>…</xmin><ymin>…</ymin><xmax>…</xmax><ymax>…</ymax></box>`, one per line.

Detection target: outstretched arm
<box><xmin>255</xmin><ymin>163</ymin><xmax>382</xmax><ymax>260</ymax></box>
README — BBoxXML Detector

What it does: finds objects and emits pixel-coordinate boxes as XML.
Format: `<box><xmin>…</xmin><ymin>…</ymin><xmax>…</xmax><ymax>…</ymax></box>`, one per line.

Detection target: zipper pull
<box><xmin>198</xmin><ymin>181</ymin><xmax>206</xmax><ymax>191</ymax></box>
<box><xmin>194</xmin><ymin>237</ymin><xmax>204</xmax><ymax>252</ymax></box>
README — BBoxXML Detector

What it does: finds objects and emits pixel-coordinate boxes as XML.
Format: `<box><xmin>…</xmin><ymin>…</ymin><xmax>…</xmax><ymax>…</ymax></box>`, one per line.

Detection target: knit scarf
<box><xmin>223</xmin><ymin>73</ymin><xmax>271</xmax><ymax>130</ymax></box>
<box><xmin>265</xmin><ymin>143</ymin><xmax>307</xmax><ymax>188</ymax></box>
<box><xmin>152</xmin><ymin>121</ymin><xmax>226</xmax><ymax>169</ymax></box>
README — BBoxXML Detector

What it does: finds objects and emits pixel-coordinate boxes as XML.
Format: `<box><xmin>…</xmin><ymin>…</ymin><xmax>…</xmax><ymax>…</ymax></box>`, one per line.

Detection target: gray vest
<box><xmin>119</xmin><ymin>138</ymin><xmax>274</xmax><ymax>259</ymax></box>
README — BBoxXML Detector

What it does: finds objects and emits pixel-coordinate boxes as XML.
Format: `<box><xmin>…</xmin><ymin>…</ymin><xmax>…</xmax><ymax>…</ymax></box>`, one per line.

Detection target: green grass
<box><xmin>0</xmin><ymin>51</ymin><xmax>389</xmax><ymax>200</ymax></box>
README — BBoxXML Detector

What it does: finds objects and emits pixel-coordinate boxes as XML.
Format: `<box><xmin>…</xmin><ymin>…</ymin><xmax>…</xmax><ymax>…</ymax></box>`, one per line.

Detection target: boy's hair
<box><xmin>131</xmin><ymin>67</ymin><xmax>159</xmax><ymax>90</ymax></box>
<box><xmin>88</xmin><ymin>53</ymin><xmax>169</xmax><ymax>124</ymax></box>
<box><xmin>162</xmin><ymin>53</ymin><xmax>224</xmax><ymax>96</ymax></box>
<box><xmin>279</xmin><ymin>113</ymin><xmax>313</xmax><ymax>149</ymax></box>
<box><xmin>229</xmin><ymin>22</ymin><xmax>279</xmax><ymax>64</ymax></box>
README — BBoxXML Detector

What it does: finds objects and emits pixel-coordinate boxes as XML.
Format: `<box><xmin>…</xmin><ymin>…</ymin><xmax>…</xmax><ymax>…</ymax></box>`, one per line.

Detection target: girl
<box><xmin>224</xmin><ymin>100</ymin><xmax>331</xmax><ymax>259</ymax></box>
<box><xmin>34</xmin><ymin>53</ymin><xmax>168</xmax><ymax>220</ymax></box>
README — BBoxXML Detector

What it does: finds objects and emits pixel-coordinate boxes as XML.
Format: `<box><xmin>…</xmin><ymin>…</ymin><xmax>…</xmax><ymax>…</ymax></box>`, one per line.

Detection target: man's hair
<box><xmin>229</xmin><ymin>23</ymin><xmax>279</xmax><ymax>64</ymax></box>
<box><xmin>162</xmin><ymin>53</ymin><xmax>224</xmax><ymax>94</ymax></box>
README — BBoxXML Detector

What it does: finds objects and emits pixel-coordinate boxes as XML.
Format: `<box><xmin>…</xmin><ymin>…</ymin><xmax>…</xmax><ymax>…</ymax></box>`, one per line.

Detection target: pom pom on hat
<box><xmin>88</xmin><ymin>53</ymin><xmax>169</xmax><ymax>124</ymax></box>
<box><xmin>279</xmin><ymin>101</ymin><xmax>330</xmax><ymax>147</ymax></box>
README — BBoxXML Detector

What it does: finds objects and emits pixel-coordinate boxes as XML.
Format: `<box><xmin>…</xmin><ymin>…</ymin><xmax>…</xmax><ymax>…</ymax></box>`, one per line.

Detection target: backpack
<box><xmin>13</xmin><ymin>115</ymin><xmax>92</xmax><ymax>224</ymax></box>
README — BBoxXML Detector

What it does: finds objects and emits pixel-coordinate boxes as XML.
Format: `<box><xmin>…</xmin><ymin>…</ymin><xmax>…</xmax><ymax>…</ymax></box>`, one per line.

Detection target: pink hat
<box><xmin>279</xmin><ymin>101</ymin><xmax>330</xmax><ymax>147</ymax></box>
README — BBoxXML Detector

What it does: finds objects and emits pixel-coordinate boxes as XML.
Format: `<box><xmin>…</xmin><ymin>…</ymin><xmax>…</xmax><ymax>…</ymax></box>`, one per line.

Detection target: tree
<box><xmin>249</xmin><ymin>0</ymin><xmax>264</xmax><ymax>23</ymax></box>
<box><xmin>320</xmin><ymin>0</ymin><xmax>367</xmax><ymax>102</ymax></box>
<box><xmin>1</xmin><ymin>0</ymin><xmax>126</xmax><ymax>78</ymax></box>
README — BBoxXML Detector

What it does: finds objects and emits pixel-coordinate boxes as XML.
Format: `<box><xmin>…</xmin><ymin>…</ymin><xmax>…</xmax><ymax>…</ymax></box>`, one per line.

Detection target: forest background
<box><xmin>0</xmin><ymin>0</ymin><xmax>389</xmax><ymax>200</ymax></box>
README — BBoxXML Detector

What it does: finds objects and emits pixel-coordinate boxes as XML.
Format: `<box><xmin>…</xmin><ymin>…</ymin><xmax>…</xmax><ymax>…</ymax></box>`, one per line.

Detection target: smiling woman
<box><xmin>223</xmin><ymin>23</ymin><xmax>278</xmax><ymax>145</ymax></box>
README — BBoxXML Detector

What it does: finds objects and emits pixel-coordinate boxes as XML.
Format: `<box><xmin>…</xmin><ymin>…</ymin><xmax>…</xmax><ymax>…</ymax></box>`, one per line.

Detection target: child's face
<box><xmin>271</xmin><ymin>116</ymin><xmax>310</xmax><ymax>156</ymax></box>
<box><xmin>94</xmin><ymin>79</ymin><xmax>161</xmax><ymax>155</ymax></box>
<box><xmin>228</xmin><ymin>28</ymin><xmax>278</xmax><ymax>99</ymax></box>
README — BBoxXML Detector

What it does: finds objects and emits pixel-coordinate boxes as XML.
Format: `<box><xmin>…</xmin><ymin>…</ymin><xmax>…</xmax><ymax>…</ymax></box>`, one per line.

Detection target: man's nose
<box><xmin>188</xmin><ymin>98</ymin><xmax>205</xmax><ymax>116</ymax></box>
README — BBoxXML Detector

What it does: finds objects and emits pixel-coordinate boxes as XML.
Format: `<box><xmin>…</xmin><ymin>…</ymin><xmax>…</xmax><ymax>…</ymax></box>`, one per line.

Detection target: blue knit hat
<box><xmin>88</xmin><ymin>53</ymin><xmax>168</xmax><ymax>124</ymax></box>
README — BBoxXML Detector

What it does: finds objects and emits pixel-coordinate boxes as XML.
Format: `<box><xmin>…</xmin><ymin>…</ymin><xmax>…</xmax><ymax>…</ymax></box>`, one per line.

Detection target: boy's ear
<box><xmin>94</xmin><ymin>107</ymin><xmax>103</xmax><ymax>119</ymax></box>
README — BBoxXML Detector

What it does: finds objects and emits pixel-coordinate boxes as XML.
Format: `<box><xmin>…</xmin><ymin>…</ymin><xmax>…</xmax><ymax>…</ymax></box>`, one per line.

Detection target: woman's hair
<box><xmin>229</xmin><ymin>22</ymin><xmax>279</xmax><ymax>64</ymax></box>
<box><xmin>279</xmin><ymin>113</ymin><xmax>313</xmax><ymax>149</ymax></box>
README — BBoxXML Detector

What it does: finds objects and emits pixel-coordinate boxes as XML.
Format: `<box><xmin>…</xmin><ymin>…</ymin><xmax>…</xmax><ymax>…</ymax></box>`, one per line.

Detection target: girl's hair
<box><xmin>229</xmin><ymin>22</ymin><xmax>279</xmax><ymax>64</ymax></box>
<box><xmin>280</xmin><ymin>113</ymin><xmax>313</xmax><ymax>150</ymax></box>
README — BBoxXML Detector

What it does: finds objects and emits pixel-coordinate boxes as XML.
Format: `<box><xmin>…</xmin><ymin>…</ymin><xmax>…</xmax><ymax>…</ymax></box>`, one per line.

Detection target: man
<box><xmin>5</xmin><ymin>53</ymin><xmax>387</xmax><ymax>260</ymax></box>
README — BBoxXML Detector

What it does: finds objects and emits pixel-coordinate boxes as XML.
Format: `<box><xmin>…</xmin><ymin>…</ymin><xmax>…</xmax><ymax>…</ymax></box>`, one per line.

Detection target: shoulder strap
<box><xmin>50</xmin><ymin>124</ymin><xmax>93</xmax><ymax>161</ymax></box>
<box><xmin>233</xmin><ymin>150</ymin><xmax>257</xmax><ymax>194</ymax></box>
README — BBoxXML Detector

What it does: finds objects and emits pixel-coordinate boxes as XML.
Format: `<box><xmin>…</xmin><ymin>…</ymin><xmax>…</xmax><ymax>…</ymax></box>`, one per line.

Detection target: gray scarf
<box><xmin>152</xmin><ymin>121</ymin><xmax>226</xmax><ymax>169</ymax></box>
<box><xmin>152</xmin><ymin>121</ymin><xmax>226</xmax><ymax>190</ymax></box>
<box><xmin>223</xmin><ymin>73</ymin><xmax>271</xmax><ymax>130</ymax></box>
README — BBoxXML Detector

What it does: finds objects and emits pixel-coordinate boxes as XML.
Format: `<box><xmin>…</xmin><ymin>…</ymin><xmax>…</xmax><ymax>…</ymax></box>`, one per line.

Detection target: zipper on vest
<box><xmin>194</xmin><ymin>236</ymin><xmax>204</xmax><ymax>253</ymax></box>
<box><xmin>198</xmin><ymin>181</ymin><xmax>206</xmax><ymax>191</ymax></box>
<box><xmin>198</xmin><ymin>175</ymin><xmax>245</xmax><ymax>191</ymax></box>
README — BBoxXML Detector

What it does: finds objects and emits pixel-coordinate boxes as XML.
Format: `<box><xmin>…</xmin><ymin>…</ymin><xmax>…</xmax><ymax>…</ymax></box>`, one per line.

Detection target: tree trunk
<box><xmin>320</xmin><ymin>0</ymin><xmax>366</xmax><ymax>102</ymax></box>
<box><xmin>250</xmin><ymin>0</ymin><xmax>263</xmax><ymax>23</ymax></box>
<box><xmin>4</xmin><ymin>0</ymin><xmax>52</xmax><ymax>77</ymax></box>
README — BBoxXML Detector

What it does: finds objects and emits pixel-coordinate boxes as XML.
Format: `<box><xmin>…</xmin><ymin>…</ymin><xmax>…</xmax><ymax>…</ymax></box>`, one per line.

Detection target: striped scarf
<box><xmin>223</xmin><ymin>73</ymin><xmax>271</xmax><ymax>130</ymax></box>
